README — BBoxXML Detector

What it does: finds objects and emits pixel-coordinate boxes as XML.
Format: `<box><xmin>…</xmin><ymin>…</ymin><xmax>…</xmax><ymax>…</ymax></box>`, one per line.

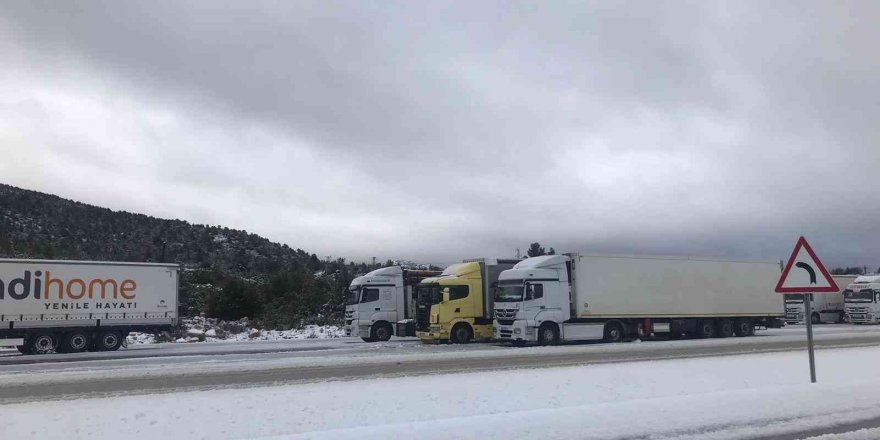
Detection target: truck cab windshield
<box><xmin>494</xmin><ymin>281</ymin><xmax>524</xmax><ymax>302</ymax></box>
<box><xmin>845</xmin><ymin>289</ymin><xmax>874</xmax><ymax>302</ymax></box>
<box><xmin>345</xmin><ymin>287</ymin><xmax>360</xmax><ymax>305</ymax></box>
<box><xmin>417</xmin><ymin>284</ymin><xmax>440</xmax><ymax>305</ymax></box>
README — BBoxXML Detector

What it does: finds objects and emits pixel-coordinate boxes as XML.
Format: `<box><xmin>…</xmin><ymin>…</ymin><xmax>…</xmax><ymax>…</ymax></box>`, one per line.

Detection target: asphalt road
<box><xmin>3</xmin><ymin>325</ymin><xmax>880</xmax><ymax>403</ymax></box>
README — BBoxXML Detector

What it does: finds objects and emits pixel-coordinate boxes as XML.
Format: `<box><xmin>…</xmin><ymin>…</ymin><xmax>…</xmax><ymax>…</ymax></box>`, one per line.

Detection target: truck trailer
<box><xmin>345</xmin><ymin>266</ymin><xmax>441</xmax><ymax>342</ymax></box>
<box><xmin>784</xmin><ymin>275</ymin><xmax>855</xmax><ymax>324</ymax></box>
<box><xmin>493</xmin><ymin>253</ymin><xmax>784</xmax><ymax>345</ymax></box>
<box><xmin>843</xmin><ymin>275</ymin><xmax>880</xmax><ymax>324</ymax></box>
<box><xmin>0</xmin><ymin>258</ymin><xmax>179</xmax><ymax>354</ymax></box>
<box><xmin>418</xmin><ymin>258</ymin><xmax>519</xmax><ymax>344</ymax></box>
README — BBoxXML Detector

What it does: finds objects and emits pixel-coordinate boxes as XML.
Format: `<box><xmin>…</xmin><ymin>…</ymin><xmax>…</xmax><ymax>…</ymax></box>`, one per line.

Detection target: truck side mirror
<box><xmin>442</xmin><ymin>288</ymin><xmax>450</xmax><ymax>303</ymax></box>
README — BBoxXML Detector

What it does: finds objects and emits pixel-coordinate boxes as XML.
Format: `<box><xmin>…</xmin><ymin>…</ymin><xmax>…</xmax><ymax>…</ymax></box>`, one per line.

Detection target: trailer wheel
<box><xmin>371</xmin><ymin>322</ymin><xmax>393</xmax><ymax>342</ymax></box>
<box><xmin>716</xmin><ymin>319</ymin><xmax>734</xmax><ymax>338</ymax></box>
<box><xmin>603</xmin><ymin>322</ymin><xmax>623</xmax><ymax>343</ymax></box>
<box><xmin>450</xmin><ymin>323</ymin><xmax>473</xmax><ymax>344</ymax></box>
<box><xmin>538</xmin><ymin>323</ymin><xmax>559</xmax><ymax>346</ymax></box>
<box><xmin>95</xmin><ymin>331</ymin><xmax>123</xmax><ymax>351</ymax></box>
<box><xmin>29</xmin><ymin>332</ymin><xmax>58</xmax><ymax>355</ymax></box>
<box><xmin>734</xmin><ymin>318</ymin><xmax>753</xmax><ymax>337</ymax></box>
<box><xmin>811</xmin><ymin>313</ymin><xmax>821</xmax><ymax>325</ymax></box>
<box><xmin>696</xmin><ymin>320</ymin><xmax>716</xmax><ymax>339</ymax></box>
<box><xmin>60</xmin><ymin>331</ymin><xmax>91</xmax><ymax>353</ymax></box>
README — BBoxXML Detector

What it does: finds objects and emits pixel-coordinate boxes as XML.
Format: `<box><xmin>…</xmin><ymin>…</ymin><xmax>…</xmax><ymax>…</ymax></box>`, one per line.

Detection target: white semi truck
<box><xmin>345</xmin><ymin>266</ymin><xmax>441</xmax><ymax>342</ymax></box>
<box><xmin>784</xmin><ymin>275</ymin><xmax>855</xmax><ymax>324</ymax></box>
<box><xmin>843</xmin><ymin>275</ymin><xmax>880</xmax><ymax>324</ymax></box>
<box><xmin>493</xmin><ymin>254</ymin><xmax>784</xmax><ymax>345</ymax></box>
<box><xmin>0</xmin><ymin>258</ymin><xmax>179</xmax><ymax>354</ymax></box>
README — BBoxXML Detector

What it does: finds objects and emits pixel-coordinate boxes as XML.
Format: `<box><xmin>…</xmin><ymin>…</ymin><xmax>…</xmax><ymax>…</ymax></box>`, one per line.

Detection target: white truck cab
<box><xmin>784</xmin><ymin>275</ymin><xmax>855</xmax><ymax>324</ymax></box>
<box><xmin>345</xmin><ymin>266</ymin><xmax>440</xmax><ymax>341</ymax></box>
<box><xmin>844</xmin><ymin>275</ymin><xmax>880</xmax><ymax>324</ymax></box>
<box><xmin>493</xmin><ymin>255</ymin><xmax>571</xmax><ymax>343</ymax></box>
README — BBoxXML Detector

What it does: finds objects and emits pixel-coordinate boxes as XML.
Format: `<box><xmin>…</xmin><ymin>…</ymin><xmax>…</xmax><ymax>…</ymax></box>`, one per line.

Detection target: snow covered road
<box><xmin>2</xmin><ymin>324</ymin><xmax>880</xmax><ymax>403</ymax></box>
<box><xmin>4</xmin><ymin>343</ymin><xmax>880</xmax><ymax>439</ymax></box>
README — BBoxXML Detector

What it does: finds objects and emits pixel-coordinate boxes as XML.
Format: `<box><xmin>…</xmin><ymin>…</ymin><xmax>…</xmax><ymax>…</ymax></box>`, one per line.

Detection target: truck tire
<box><xmin>371</xmin><ymin>322</ymin><xmax>393</xmax><ymax>342</ymax></box>
<box><xmin>538</xmin><ymin>323</ymin><xmax>559</xmax><ymax>346</ymax></box>
<box><xmin>603</xmin><ymin>322</ymin><xmax>623</xmax><ymax>343</ymax></box>
<box><xmin>811</xmin><ymin>313</ymin><xmax>820</xmax><ymax>325</ymax></box>
<box><xmin>696</xmin><ymin>320</ymin><xmax>716</xmax><ymax>339</ymax></box>
<box><xmin>60</xmin><ymin>331</ymin><xmax>91</xmax><ymax>353</ymax></box>
<box><xmin>95</xmin><ymin>331</ymin><xmax>123</xmax><ymax>351</ymax></box>
<box><xmin>716</xmin><ymin>319</ymin><xmax>734</xmax><ymax>338</ymax></box>
<box><xmin>450</xmin><ymin>323</ymin><xmax>473</xmax><ymax>344</ymax></box>
<box><xmin>734</xmin><ymin>319</ymin><xmax>753</xmax><ymax>337</ymax></box>
<box><xmin>29</xmin><ymin>332</ymin><xmax>58</xmax><ymax>355</ymax></box>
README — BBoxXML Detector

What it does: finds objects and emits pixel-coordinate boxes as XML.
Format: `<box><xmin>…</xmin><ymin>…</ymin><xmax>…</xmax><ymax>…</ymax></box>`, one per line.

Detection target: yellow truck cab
<box><xmin>418</xmin><ymin>258</ymin><xmax>519</xmax><ymax>344</ymax></box>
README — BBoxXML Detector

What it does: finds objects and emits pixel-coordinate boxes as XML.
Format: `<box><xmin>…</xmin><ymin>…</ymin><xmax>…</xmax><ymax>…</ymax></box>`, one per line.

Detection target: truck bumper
<box><xmin>846</xmin><ymin>313</ymin><xmax>880</xmax><ymax>324</ymax></box>
<box><xmin>493</xmin><ymin>320</ymin><xmax>536</xmax><ymax>343</ymax></box>
<box><xmin>417</xmin><ymin>326</ymin><xmax>448</xmax><ymax>342</ymax></box>
<box><xmin>346</xmin><ymin>320</ymin><xmax>372</xmax><ymax>338</ymax></box>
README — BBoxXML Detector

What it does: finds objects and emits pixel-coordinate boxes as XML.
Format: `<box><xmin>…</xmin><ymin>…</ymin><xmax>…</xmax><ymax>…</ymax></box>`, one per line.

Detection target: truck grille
<box><xmin>848</xmin><ymin>307</ymin><xmax>870</xmax><ymax>314</ymax></box>
<box><xmin>494</xmin><ymin>309</ymin><xmax>517</xmax><ymax>319</ymax></box>
<box><xmin>416</xmin><ymin>305</ymin><xmax>431</xmax><ymax>332</ymax></box>
<box><xmin>496</xmin><ymin>319</ymin><xmax>515</xmax><ymax>326</ymax></box>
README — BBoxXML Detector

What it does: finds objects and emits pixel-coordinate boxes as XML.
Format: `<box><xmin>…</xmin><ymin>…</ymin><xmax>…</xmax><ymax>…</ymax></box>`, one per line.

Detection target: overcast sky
<box><xmin>1</xmin><ymin>1</ymin><xmax>878</xmax><ymax>267</ymax></box>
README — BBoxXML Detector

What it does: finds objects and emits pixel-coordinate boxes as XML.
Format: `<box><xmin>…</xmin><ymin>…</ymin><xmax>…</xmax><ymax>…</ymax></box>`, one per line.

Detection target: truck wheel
<box><xmin>696</xmin><ymin>320</ymin><xmax>716</xmax><ymax>338</ymax></box>
<box><xmin>603</xmin><ymin>322</ymin><xmax>623</xmax><ymax>343</ymax></box>
<box><xmin>538</xmin><ymin>323</ymin><xmax>559</xmax><ymax>346</ymax></box>
<box><xmin>450</xmin><ymin>323</ymin><xmax>473</xmax><ymax>344</ymax></box>
<box><xmin>716</xmin><ymin>319</ymin><xmax>734</xmax><ymax>338</ymax></box>
<box><xmin>95</xmin><ymin>331</ymin><xmax>123</xmax><ymax>351</ymax></box>
<box><xmin>811</xmin><ymin>313</ymin><xmax>820</xmax><ymax>325</ymax></box>
<box><xmin>60</xmin><ymin>331</ymin><xmax>91</xmax><ymax>353</ymax></box>
<box><xmin>734</xmin><ymin>319</ymin><xmax>753</xmax><ymax>337</ymax></box>
<box><xmin>371</xmin><ymin>323</ymin><xmax>393</xmax><ymax>342</ymax></box>
<box><xmin>29</xmin><ymin>332</ymin><xmax>58</xmax><ymax>355</ymax></box>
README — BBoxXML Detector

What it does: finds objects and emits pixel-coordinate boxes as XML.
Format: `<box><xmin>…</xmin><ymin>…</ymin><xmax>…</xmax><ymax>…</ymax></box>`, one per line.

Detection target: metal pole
<box><xmin>805</xmin><ymin>293</ymin><xmax>817</xmax><ymax>383</ymax></box>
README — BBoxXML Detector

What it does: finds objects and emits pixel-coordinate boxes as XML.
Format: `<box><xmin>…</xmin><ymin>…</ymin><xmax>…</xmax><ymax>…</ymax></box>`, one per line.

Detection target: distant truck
<box><xmin>843</xmin><ymin>275</ymin><xmax>880</xmax><ymax>324</ymax></box>
<box><xmin>344</xmin><ymin>266</ymin><xmax>441</xmax><ymax>342</ymax></box>
<box><xmin>784</xmin><ymin>275</ymin><xmax>856</xmax><ymax>324</ymax></box>
<box><xmin>0</xmin><ymin>258</ymin><xmax>178</xmax><ymax>354</ymax></box>
<box><xmin>417</xmin><ymin>258</ymin><xmax>519</xmax><ymax>344</ymax></box>
<box><xmin>493</xmin><ymin>254</ymin><xmax>784</xmax><ymax>345</ymax></box>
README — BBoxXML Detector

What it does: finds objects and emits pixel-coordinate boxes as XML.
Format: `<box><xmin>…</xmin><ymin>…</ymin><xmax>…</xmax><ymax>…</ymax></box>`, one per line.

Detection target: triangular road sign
<box><xmin>776</xmin><ymin>236</ymin><xmax>839</xmax><ymax>293</ymax></box>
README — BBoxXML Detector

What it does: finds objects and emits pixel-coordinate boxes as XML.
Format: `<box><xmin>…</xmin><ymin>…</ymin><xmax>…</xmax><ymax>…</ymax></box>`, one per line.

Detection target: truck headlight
<box><xmin>514</xmin><ymin>328</ymin><xmax>522</xmax><ymax>334</ymax></box>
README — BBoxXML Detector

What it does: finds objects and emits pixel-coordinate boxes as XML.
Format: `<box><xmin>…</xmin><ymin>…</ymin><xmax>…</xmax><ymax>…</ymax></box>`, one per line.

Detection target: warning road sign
<box><xmin>775</xmin><ymin>236</ymin><xmax>839</xmax><ymax>293</ymax></box>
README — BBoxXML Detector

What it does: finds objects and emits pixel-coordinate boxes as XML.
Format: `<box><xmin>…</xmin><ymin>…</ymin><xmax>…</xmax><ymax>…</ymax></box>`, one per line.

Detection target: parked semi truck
<box><xmin>843</xmin><ymin>275</ymin><xmax>880</xmax><ymax>324</ymax></box>
<box><xmin>0</xmin><ymin>258</ymin><xmax>178</xmax><ymax>355</ymax></box>
<box><xmin>493</xmin><ymin>254</ymin><xmax>784</xmax><ymax>345</ymax></box>
<box><xmin>345</xmin><ymin>266</ymin><xmax>441</xmax><ymax>342</ymax></box>
<box><xmin>784</xmin><ymin>275</ymin><xmax>855</xmax><ymax>324</ymax></box>
<box><xmin>418</xmin><ymin>258</ymin><xmax>519</xmax><ymax>344</ymax></box>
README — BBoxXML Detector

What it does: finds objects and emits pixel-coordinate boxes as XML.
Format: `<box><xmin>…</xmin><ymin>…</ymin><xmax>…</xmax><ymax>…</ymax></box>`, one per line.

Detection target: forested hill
<box><xmin>0</xmin><ymin>183</ymin><xmax>322</xmax><ymax>275</ymax></box>
<box><xmin>0</xmin><ymin>183</ymin><xmax>358</xmax><ymax>327</ymax></box>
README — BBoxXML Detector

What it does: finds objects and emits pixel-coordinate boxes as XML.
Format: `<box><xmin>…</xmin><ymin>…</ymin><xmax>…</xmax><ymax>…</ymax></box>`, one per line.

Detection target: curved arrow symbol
<box><xmin>796</xmin><ymin>262</ymin><xmax>817</xmax><ymax>284</ymax></box>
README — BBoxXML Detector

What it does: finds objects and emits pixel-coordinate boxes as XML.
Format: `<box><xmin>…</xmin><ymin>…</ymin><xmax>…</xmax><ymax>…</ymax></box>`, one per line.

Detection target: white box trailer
<box><xmin>0</xmin><ymin>259</ymin><xmax>178</xmax><ymax>354</ymax></box>
<box><xmin>784</xmin><ymin>275</ymin><xmax>855</xmax><ymax>324</ymax></box>
<box><xmin>493</xmin><ymin>253</ymin><xmax>784</xmax><ymax>345</ymax></box>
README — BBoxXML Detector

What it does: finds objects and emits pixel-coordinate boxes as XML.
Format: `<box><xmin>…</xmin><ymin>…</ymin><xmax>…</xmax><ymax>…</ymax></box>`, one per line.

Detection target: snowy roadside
<box><xmin>4</xmin><ymin>326</ymin><xmax>880</xmax><ymax>387</ymax></box>
<box><xmin>126</xmin><ymin>317</ymin><xmax>346</xmax><ymax>345</ymax></box>
<box><xmin>3</xmin><ymin>345</ymin><xmax>880</xmax><ymax>440</ymax></box>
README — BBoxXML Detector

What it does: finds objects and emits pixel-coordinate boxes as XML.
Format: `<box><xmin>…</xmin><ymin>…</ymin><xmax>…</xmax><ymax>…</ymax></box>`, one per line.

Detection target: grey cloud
<box><xmin>1</xmin><ymin>1</ymin><xmax>879</xmax><ymax>267</ymax></box>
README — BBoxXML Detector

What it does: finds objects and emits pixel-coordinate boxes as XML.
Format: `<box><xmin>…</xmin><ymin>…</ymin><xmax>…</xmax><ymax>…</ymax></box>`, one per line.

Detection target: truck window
<box><xmin>361</xmin><ymin>288</ymin><xmax>380</xmax><ymax>303</ymax></box>
<box><xmin>446</xmin><ymin>285</ymin><xmax>469</xmax><ymax>301</ymax></box>
<box><xmin>526</xmin><ymin>283</ymin><xmax>543</xmax><ymax>300</ymax></box>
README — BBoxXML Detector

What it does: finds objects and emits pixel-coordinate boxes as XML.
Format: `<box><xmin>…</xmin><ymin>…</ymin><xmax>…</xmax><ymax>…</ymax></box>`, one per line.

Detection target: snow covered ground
<box><xmin>3</xmin><ymin>344</ymin><xmax>880</xmax><ymax>439</ymax></box>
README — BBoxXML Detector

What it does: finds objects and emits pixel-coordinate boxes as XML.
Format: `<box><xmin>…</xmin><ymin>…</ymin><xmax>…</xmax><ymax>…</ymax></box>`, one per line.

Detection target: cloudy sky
<box><xmin>1</xmin><ymin>1</ymin><xmax>878</xmax><ymax>267</ymax></box>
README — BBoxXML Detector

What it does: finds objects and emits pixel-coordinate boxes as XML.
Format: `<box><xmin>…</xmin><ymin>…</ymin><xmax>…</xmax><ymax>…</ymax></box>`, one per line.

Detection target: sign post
<box><xmin>775</xmin><ymin>236</ymin><xmax>839</xmax><ymax>384</ymax></box>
